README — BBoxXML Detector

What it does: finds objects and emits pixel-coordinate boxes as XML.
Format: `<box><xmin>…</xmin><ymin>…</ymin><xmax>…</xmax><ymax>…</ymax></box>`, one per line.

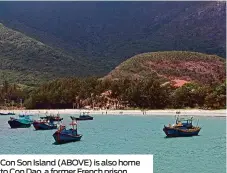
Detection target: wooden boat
<box><xmin>0</xmin><ymin>112</ymin><xmax>15</xmax><ymax>115</ymax></box>
<box><xmin>8</xmin><ymin>115</ymin><xmax>33</xmax><ymax>128</ymax></box>
<box><xmin>33</xmin><ymin>119</ymin><xmax>58</xmax><ymax>130</ymax></box>
<box><xmin>163</xmin><ymin>112</ymin><xmax>201</xmax><ymax>137</ymax></box>
<box><xmin>33</xmin><ymin>114</ymin><xmax>63</xmax><ymax>130</ymax></box>
<box><xmin>52</xmin><ymin>117</ymin><xmax>82</xmax><ymax>144</ymax></box>
<box><xmin>40</xmin><ymin>114</ymin><xmax>63</xmax><ymax>121</ymax></box>
<box><xmin>71</xmin><ymin>112</ymin><xmax>93</xmax><ymax>121</ymax></box>
<box><xmin>33</xmin><ymin>121</ymin><xmax>58</xmax><ymax>130</ymax></box>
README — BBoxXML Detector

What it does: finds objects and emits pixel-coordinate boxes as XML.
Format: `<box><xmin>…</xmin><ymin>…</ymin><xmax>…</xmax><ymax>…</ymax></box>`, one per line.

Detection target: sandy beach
<box><xmin>0</xmin><ymin>109</ymin><xmax>226</xmax><ymax>117</ymax></box>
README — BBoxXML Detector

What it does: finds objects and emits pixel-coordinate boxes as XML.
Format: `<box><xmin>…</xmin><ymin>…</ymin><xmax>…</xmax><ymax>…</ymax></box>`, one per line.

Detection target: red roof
<box><xmin>171</xmin><ymin>79</ymin><xmax>189</xmax><ymax>87</ymax></box>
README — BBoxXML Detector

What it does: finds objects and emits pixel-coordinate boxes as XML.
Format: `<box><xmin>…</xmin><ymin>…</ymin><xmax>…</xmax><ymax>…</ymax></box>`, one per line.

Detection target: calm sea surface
<box><xmin>0</xmin><ymin>114</ymin><xmax>226</xmax><ymax>173</ymax></box>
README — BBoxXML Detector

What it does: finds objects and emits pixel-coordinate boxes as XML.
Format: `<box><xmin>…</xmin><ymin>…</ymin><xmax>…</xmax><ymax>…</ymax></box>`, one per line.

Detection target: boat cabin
<box><xmin>81</xmin><ymin>112</ymin><xmax>90</xmax><ymax>116</ymax></box>
<box><xmin>175</xmin><ymin>117</ymin><xmax>193</xmax><ymax>128</ymax></box>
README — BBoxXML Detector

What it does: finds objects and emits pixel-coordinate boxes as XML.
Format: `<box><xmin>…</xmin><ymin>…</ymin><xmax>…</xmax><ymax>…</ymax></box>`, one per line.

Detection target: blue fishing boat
<box><xmin>163</xmin><ymin>112</ymin><xmax>201</xmax><ymax>137</ymax></box>
<box><xmin>40</xmin><ymin>114</ymin><xmax>63</xmax><ymax>121</ymax></box>
<box><xmin>8</xmin><ymin>115</ymin><xmax>33</xmax><ymax>128</ymax></box>
<box><xmin>71</xmin><ymin>112</ymin><xmax>93</xmax><ymax>121</ymax></box>
<box><xmin>33</xmin><ymin>115</ymin><xmax>62</xmax><ymax>130</ymax></box>
<box><xmin>53</xmin><ymin>118</ymin><xmax>82</xmax><ymax>144</ymax></box>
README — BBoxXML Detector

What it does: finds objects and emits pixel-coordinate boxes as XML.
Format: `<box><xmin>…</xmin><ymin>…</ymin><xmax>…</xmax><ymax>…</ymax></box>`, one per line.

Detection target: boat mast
<box><xmin>76</xmin><ymin>120</ymin><xmax>78</xmax><ymax>135</ymax></box>
<box><xmin>175</xmin><ymin>111</ymin><xmax>180</xmax><ymax>124</ymax></box>
<box><xmin>196</xmin><ymin>119</ymin><xmax>199</xmax><ymax>126</ymax></box>
<box><xmin>72</xmin><ymin>119</ymin><xmax>74</xmax><ymax>130</ymax></box>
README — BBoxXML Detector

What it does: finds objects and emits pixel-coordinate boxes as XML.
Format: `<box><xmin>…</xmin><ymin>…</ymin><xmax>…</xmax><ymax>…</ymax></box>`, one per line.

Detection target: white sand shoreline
<box><xmin>0</xmin><ymin>109</ymin><xmax>226</xmax><ymax>117</ymax></box>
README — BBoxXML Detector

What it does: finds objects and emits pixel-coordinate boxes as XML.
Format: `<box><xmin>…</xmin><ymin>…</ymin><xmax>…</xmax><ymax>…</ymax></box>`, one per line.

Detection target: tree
<box><xmin>172</xmin><ymin>83</ymin><xmax>200</xmax><ymax>108</ymax></box>
<box><xmin>205</xmin><ymin>81</ymin><xmax>226</xmax><ymax>109</ymax></box>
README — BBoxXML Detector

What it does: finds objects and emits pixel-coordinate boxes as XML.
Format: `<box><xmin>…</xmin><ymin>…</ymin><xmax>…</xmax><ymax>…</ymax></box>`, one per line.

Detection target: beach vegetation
<box><xmin>10</xmin><ymin>78</ymin><xmax>224</xmax><ymax>110</ymax></box>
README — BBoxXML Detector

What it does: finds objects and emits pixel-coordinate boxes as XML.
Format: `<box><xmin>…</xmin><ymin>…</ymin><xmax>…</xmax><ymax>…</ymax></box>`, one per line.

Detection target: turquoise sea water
<box><xmin>0</xmin><ymin>114</ymin><xmax>226</xmax><ymax>173</ymax></box>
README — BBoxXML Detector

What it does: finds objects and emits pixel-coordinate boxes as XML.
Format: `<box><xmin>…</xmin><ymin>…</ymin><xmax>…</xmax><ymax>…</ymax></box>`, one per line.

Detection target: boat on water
<box><xmin>163</xmin><ymin>112</ymin><xmax>201</xmax><ymax>137</ymax></box>
<box><xmin>33</xmin><ymin>113</ymin><xmax>63</xmax><ymax>130</ymax></box>
<box><xmin>71</xmin><ymin>112</ymin><xmax>93</xmax><ymax>121</ymax></box>
<box><xmin>0</xmin><ymin>112</ymin><xmax>15</xmax><ymax>115</ymax></box>
<box><xmin>53</xmin><ymin>117</ymin><xmax>82</xmax><ymax>144</ymax></box>
<box><xmin>32</xmin><ymin>119</ymin><xmax>58</xmax><ymax>130</ymax></box>
<box><xmin>8</xmin><ymin>115</ymin><xmax>33</xmax><ymax>128</ymax></box>
<box><xmin>40</xmin><ymin>114</ymin><xmax>63</xmax><ymax>121</ymax></box>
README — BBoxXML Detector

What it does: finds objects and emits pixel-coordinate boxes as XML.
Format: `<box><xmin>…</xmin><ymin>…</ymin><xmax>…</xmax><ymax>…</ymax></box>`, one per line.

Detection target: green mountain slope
<box><xmin>0</xmin><ymin>23</ymin><xmax>95</xmax><ymax>85</ymax></box>
<box><xmin>104</xmin><ymin>51</ymin><xmax>226</xmax><ymax>85</ymax></box>
<box><xmin>0</xmin><ymin>1</ymin><xmax>225</xmax><ymax>76</ymax></box>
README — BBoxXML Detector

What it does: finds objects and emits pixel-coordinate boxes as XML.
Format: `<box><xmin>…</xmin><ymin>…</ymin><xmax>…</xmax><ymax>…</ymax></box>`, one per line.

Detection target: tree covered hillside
<box><xmin>0</xmin><ymin>1</ymin><xmax>225</xmax><ymax>76</ymax></box>
<box><xmin>105</xmin><ymin>51</ymin><xmax>226</xmax><ymax>85</ymax></box>
<box><xmin>0</xmin><ymin>23</ymin><xmax>97</xmax><ymax>85</ymax></box>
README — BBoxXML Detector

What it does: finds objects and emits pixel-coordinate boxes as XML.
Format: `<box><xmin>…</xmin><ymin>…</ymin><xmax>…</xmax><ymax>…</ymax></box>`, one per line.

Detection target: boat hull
<box><xmin>75</xmin><ymin>117</ymin><xmax>93</xmax><ymax>121</ymax></box>
<box><xmin>163</xmin><ymin>126</ymin><xmax>201</xmax><ymax>137</ymax></box>
<box><xmin>53</xmin><ymin>132</ymin><xmax>82</xmax><ymax>144</ymax></box>
<box><xmin>7</xmin><ymin>113</ymin><xmax>15</xmax><ymax>115</ymax></box>
<box><xmin>0</xmin><ymin>113</ymin><xmax>15</xmax><ymax>115</ymax></box>
<box><xmin>8</xmin><ymin>120</ymin><xmax>31</xmax><ymax>128</ymax></box>
<box><xmin>33</xmin><ymin>122</ymin><xmax>57</xmax><ymax>130</ymax></box>
<box><xmin>40</xmin><ymin>116</ymin><xmax>63</xmax><ymax>121</ymax></box>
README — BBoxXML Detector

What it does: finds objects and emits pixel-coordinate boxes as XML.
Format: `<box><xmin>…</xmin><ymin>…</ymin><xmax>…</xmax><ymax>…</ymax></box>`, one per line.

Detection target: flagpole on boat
<box><xmin>76</xmin><ymin>119</ymin><xmax>78</xmax><ymax>135</ymax></box>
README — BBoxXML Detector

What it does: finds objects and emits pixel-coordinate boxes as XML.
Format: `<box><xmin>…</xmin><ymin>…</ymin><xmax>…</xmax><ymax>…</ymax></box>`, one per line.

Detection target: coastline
<box><xmin>0</xmin><ymin>109</ymin><xmax>226</xmax><ymax>117</ymax></box>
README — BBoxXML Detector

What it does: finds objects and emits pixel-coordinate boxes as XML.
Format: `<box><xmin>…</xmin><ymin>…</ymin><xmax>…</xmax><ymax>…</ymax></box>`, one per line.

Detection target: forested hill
<box><xmin>0</xmin><ymin>23</ymin><xmax>98</xmax><ymax>85</ymax></box>
<box><xmin>0</xmin><ymin>1</ymin><xmax>225</xmax><ymax>79</ymax></box>
<box><xmin>104</xmin><ymin>51</ymin><xmax>226</xmax><ymax>85</ymax></box>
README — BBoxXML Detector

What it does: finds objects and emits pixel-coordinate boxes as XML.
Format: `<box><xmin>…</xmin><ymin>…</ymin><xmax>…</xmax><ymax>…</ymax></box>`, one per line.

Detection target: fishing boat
<box><xmin>163</xmin><ymin>112</ymin><xmax>201</xmax><ymax>137</ymax></box>
<box><xmin>33</xmin><ymin>113</ymin><xmax>63</xmax><ymax>130</ymax></box>
<box><xmin>40</xmin><ymin>114</ymin><xmax>63</xmax><ymax>121</ymax></box>
<box><xmin>0</xmin><ymin>112</ymin><xmax>15</xmax><ymax>115</ymax></box>
<box><xmin>52</xmin><ymin>117</ymin><xmax>82</xmax><ymax>144</ymax></box>
<box><xmin>71</xmin><ymin>112</ymin><xmax>93</xmax><ymax>121</ymax></box>
<box><xmin>8</xmin><ymin>115</ymin><xmax>33</xmax><ymax>128</ymax></box>
<box><xmin>33</xmin><ymin>118</ymin><xmax>59</xmax><ymax>130</ymax></box>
